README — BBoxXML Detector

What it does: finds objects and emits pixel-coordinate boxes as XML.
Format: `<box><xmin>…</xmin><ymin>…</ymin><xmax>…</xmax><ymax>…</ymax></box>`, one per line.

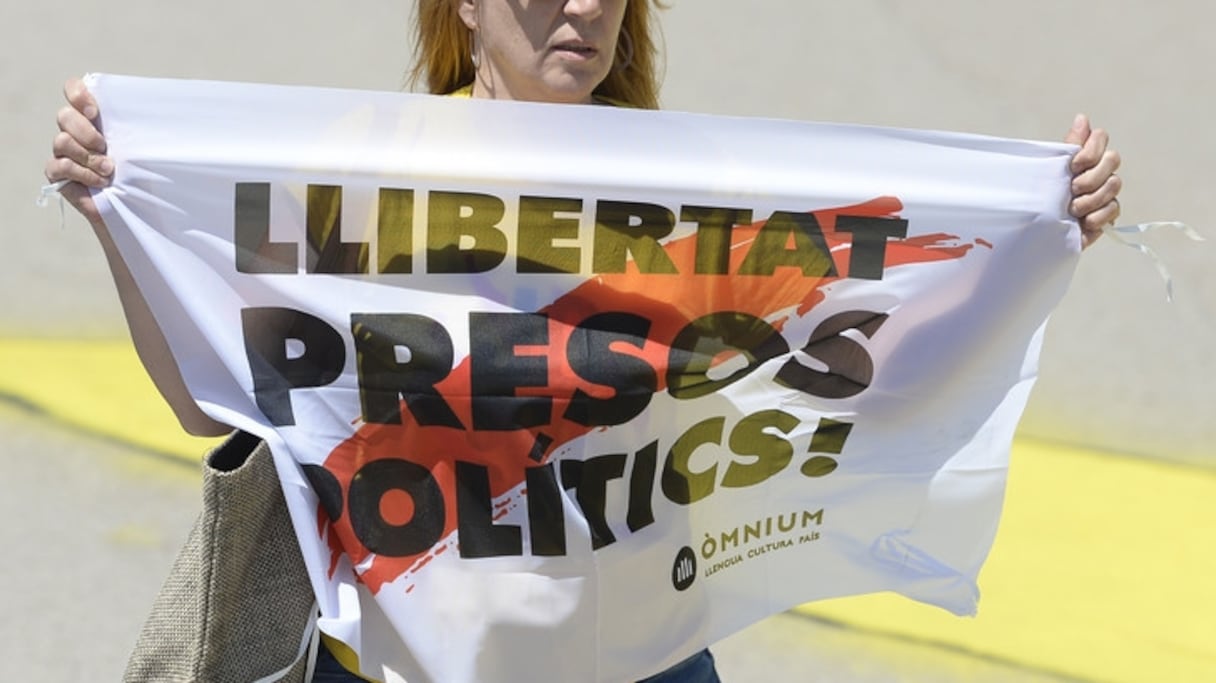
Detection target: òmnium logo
<box><xmin>672</xmin><ymin>546</ymin><xmax>696</xmax><ymax>591</ymax></box>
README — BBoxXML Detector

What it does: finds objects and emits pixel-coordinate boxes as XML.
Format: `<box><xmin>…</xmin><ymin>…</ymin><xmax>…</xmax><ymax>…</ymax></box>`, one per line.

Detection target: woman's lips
<box><xmin>551</xmin><ymin>42</ymin><xmax>598</xmax><ymax>60</ymax></box>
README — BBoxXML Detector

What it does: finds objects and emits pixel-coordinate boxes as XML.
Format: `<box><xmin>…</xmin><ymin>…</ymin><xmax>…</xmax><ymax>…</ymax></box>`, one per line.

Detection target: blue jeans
<box><xmin>637</xmin><ymin>649</ymin><xmax>721</xmax><ymax>683</ymax></box>
<box><xmin>311</xmin><ymin>641</ymin><xmax>721</xmax><ymax>682</ymax></box>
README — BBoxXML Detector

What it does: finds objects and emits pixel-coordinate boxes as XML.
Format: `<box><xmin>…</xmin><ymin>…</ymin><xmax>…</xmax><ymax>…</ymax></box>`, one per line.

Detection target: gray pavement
<box><xmin>1</xmin><ymin>402</ymin><xmax>197</xmax><ymax>681</ymax></box>
<box><xmin>0</xmin><ymin>404</ymin><xmax>1080</xmax><ymax>682</ymax></box>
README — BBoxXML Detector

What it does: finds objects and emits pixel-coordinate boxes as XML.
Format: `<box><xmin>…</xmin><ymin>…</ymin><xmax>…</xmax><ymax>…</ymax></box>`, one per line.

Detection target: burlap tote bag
<box><xmin>124</xmin><ymin>431</ymin><xmax>317</xmax><ymax>683</ymax></box>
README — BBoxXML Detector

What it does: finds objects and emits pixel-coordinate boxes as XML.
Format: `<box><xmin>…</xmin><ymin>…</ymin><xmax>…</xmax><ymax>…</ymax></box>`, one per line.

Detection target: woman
<box><xmin>45</xmin><ymin>1</ymin><xmax>1121</xmax><ymax>681</ymax></box>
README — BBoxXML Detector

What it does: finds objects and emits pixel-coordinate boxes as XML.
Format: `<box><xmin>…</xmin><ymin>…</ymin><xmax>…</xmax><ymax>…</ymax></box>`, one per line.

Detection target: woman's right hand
<box><xmin>43</xmin><ymin>77</ymin><xmax>230</xmax><ymax>437</ymax></box>
<box><xmin>44</xmin><ymin>77</ymin><xmax>112</xmax><ymax>225</ymax></box>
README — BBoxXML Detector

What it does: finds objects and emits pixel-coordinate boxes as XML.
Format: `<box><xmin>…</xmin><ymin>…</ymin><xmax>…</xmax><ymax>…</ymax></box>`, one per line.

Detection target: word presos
<box><xmin>242</xmin><ymin>306</ymin><xmax>889</xmax><ymax>429</ymax></box>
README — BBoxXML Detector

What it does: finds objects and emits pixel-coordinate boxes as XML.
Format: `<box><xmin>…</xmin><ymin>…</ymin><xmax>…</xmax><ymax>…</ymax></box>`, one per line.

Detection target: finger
<box><xmin>1080</xmin><ymin>226</ymin><xmax>1106</xmax><ymax>250</ymax></box>
<box><xmin>1070</xmin><ymin>173</ymin><xmax>1122</xmax><ymax>219</ymax></box>
<box><xmin>44</xmin><ymin>154</ymin><xmax>109</xmax><ymax>189</ymax></box>
<box><xmin>63</xmin><ymin>77</ymin><xmax>99</xmax><ymax>121</ymax></box>
<box><xmin>1079</xmin><ymin>201</ymin><xmax>1121</xmax><ymax>247</ymax></box>
<box><xmin>56</xmin><ymin>104</ymin><xmax>107</xmax><ymax>154</ymax></box>
<box><xmin>1072</xmin><ymin>148</ymin><xmax>1122</xmax><ymax>195</ymax></box>
<box><xmin>52</xmin><ymin>131</ymin><xmax>114</xmax><ymax>179</ymax></box>
<box><xmin>1070</xmin><ymin>127</ymin><xmax>1109</xmax><ymax>174</ymax></box>
<box><xmin>1063</xmin><ymin>113</ymin><xmax>1090</xmax><ymax>146</ymax></box>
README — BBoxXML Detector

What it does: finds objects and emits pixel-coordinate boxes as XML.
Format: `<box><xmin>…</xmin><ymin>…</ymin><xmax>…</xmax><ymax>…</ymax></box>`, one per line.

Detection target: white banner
<box><xmin>88</xmin><ymin>73</ymin><xmax>1080</xmax><ymax>682</ymax></box>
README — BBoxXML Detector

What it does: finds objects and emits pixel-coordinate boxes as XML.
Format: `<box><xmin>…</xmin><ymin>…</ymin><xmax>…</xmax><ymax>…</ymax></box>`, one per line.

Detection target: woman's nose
<box><xmin>563</xmin><ymin>0</ymin><xmax>605</xmax><ymax>21</ymax></box>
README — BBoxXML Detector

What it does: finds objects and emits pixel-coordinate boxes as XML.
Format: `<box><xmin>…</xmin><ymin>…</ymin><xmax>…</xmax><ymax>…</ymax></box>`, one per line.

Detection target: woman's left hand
<box><xmin>1065</xmin><ymin>113</ymin><xmax>1122</xmax><ymax>248</ymax></box>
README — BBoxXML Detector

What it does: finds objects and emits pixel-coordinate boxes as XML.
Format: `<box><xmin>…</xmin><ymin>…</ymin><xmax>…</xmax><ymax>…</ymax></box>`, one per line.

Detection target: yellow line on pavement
<box><xmin>801</xmin><ymin>439</ymin><xmax>1216</xmax><ymax>682</ymax></box>
<box><xmin>3</xmin><ymin>337</ymin><xmax>1213</xmax><ymax>681</ymax></box>
<box><xmin>0</xmin><ymin>338</ymin><xmax>222</xmax><ymax>462</ymax></box>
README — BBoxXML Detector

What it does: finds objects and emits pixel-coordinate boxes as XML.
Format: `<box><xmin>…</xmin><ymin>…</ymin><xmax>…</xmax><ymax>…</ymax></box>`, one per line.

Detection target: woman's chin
<box><xmin>530</xmin><ymin>69</ymin><xmax>610</xmax><ymax>104</ymax></box>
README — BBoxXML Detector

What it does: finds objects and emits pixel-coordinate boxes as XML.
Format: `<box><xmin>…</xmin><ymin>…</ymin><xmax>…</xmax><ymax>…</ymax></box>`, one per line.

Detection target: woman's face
<box><xmin>459</xmin><ymin>0</ymin><xmax>628</xmax><ymax>104</ymax></box>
